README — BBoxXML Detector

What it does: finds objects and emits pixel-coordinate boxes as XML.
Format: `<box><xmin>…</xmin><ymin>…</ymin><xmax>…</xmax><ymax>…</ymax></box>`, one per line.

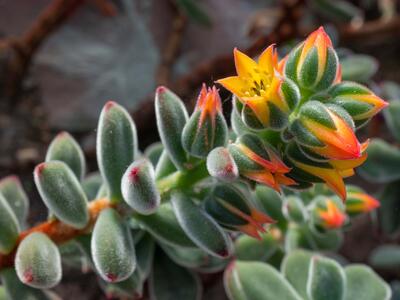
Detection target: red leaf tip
<box><xmin>105</xmin><ymin>272</ymin><xmax>118</xmax><ymax>282</ymax></box>
<box><xmin>35</xmin><ymin>163</ymin><xmax>46</xmax><ymax>175</ymax></box>
<box><xmin>156</xmin><ymin>86</ymin><xmax>167</xmax><ymax>94</ymax></box>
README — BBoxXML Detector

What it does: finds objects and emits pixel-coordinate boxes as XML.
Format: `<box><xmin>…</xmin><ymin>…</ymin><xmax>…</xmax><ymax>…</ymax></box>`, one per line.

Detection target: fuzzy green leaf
<box><xmin>0</xmin><ymin>176</ymin><xmax>29</xmax><ymax>227</ymax></box>
<box><xmin>82</xmin><ymin>173</ymin><xmax>103</xmax><ymax>200</ymax></box>
<box><xmin>45</xmin><ymin>132</ymin><xmax>86</xmax><ymax>181</ymax></box>
<box><xmin>135</xmin><ymin>233</ymin><xmax>155</xmax><ymax>281</ymax></box>
<box><xmin>121</xmin><ymin>159</ymin><xmax>160</xmax><ymax>215</ymax></box>
<box><xmin>34</xmin><ymin>161</ymin><xmax>89</xmax><ymax>229</ymax></box>
<box><xmin>282</xmin><ymin>250</ymin><xmax>313</xmax><ymax>299</ymax></box>
<box><xmin>341</xmin><ymin>55</ymin><xmax>378</xmax><ymax>83</ymax></box>
<box><xmin>171</xmin><ymin>192</ymin><xmax>233</xmax><ymax>258</ymax></box>
<box><xmin>307</xmin><ymin>256</ymin><xmax>345</xmax><ymax>300</ymax></box>
<box><xmin>234</xmin><ymin>233</ymin><xmax>278</xmax><ymax>262</ymax></box>
<box><xmin>0</xmin><ymin>193</ymin><xmax>20</xmax><ymax>254</ymax></box>
<box><xmin>358</xmin><ymin>139</ymin><xmax>400</xmax><ymax>183</ymax></box>
<box><xmin>224</xmin><ymin>261</ymin><xmax>301</xmax><ymax>300</ymax></box>
<box><xmin>96</xmin><ymin>101</ymin><xmax>137</xmax><ymax>203</ymax></box>
<box><xmin>155</xmin><ymin>87</ymin><xmax>189</xmax><ymax>170</ymax></box>
<box><xmin>91</xmin><ymin>208</ymin><xmax>136</xmax><ymax>283</ymax></box>
<box><xmin>15</xmin><ymin>232</ymin><xmax>62</xmax><ymax>289</ymax></box>
<box><xmin>383</xmin><ymin>99</ymin><xmax>400</xmax><ymax>143</ymax></box>
<box><xmin>134</xmin><ymin>203</ymin><xmax>196</xmax><ymax>248</ymax></box>
<box><xmin>206</xmin><ymin>147</ymin><xmax>239</xmax><ymax>181</ymax></box>
<box><xmin>369</xmin><ymin>245</ymin><xmax>400</xmax><ymax>270</ymax></box>
<box><xmin>344</xmin><ymin>265</ymin><xmax>391</xmax><ymax>300</ymax></box>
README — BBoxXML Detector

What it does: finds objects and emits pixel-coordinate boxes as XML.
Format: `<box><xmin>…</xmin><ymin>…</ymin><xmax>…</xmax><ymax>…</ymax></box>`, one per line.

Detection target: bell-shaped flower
<box><xmin>283</xmin><ymin>26</ymin><xmax>340</xmax><ymax>92</ymax></box>
<box><xmin>313</xmin><ymin>197</ymin><xmax>347</xmax><ymax>230</ymax></box>
<box><xmin>328</xmin><ymin>81</ymin><xmax>388</xmax><ymax>128</ymax></box>
<box><xmin>345</xmin><ymin>186</ymin><xmax>380</xmax><ymax>216</ymax></box>
<box><xmin>217</xmin><ymin>46</ymin><xmax>299</xmax><ymax>130</ymax></box>
<box><xmin>228</xmin><ymin>134</ymin><xmax>296</xmax><ymax>192</ymax></box>
<box><xmin>290</xmin><ymin>101</ymin><xmax>364</xmax><ymax>161</ymax></box>
<box><xmin>182</xmin><ymin>84</ymin><xmax>228</xmax><ymax>158</ymax></box>
<box><xmin>286</xmin><ymin>142</ymin><xmax>368</xmax><ymax>200</ymax></box>
<box><xmin>204</xmin><ymin>183</ymin><xmax>275</xmax><ymax>240</ymax></box>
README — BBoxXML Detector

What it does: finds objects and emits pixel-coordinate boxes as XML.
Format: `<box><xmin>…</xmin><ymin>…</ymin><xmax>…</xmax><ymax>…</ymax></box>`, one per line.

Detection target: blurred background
<box><xmin>0</xmin><ymin>0</ymin><xmax>400</xmax><ymax>299</ymax></box>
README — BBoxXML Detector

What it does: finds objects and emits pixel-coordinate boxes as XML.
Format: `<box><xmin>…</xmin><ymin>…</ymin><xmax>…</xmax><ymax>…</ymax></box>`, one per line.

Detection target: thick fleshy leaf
<box><xmin>134</xmin><ymin>203</ymin><xmax>196</xmax><ymax>248</ymax></box>
<box><xmin>383</xmin><ymin>99</ymin><xmax>400</xmax><ymax>142</ymax></box>
<box><xmin>91</xmin><ymin>208</ymin><xmax>136</xmax><ymax>283</ymax></box>
<box><xmin>309</xmin><ymin>0</ymin><xmax>362</xmax><ymax>23</ymax></box>
<box><xmin>341</xmin><ymin>55</ymin><xmax>378</xmax><ymax>83</ymax></box>
<box><xmin>1</xmin><ymin>269</ymin><xmax>52</xmax><ymax>300</ymax></box>
<box><xmin>15</xmin><ymin>232</ymin><xmax>62</xmax><ymax>289</ymax></box>
<box><xmin>161</xmin><ymin>243</ymin><xmax>227</xmax><ymax>272</ymax></box>
<box><xmin>282</xmin><ymin>195</ymin><xmax>308</xmax><ymax>223</ymax></box>
<box><xmin>135</xmin><ymin>233</ymin><xmax>155</xmax><ymax>281</ymax></box>
<box><xmin>82</xmin><ymin>173</ymin><xmax>103</xmax><ymax>200</ymax></box>
<box><xmin>224</xmin><ymin>261</ymin><xmax>301</xmax><ymax>300</ymax></box>
<box><xmin>234</xmin><ymin>232</ymin><xmax>279</xmax><ymax>262</ymax></box>
<box><xmin>171</xmin><ymin>192</ymin><xmax>233</xmax><ymax>258</ymax></box>
<box><xmin>149</xmin><ymin>248</ymin><xmax>202</xmax><ymax>300</ymax></box>
<box><xmin>155</xmin><ymin>151</ymin><xmax>177</xmax><ymax>180</ymax></box>
<box><xmin>0</xmin><ymin>175</ymin><xmax>29</xmax><ymax>226</ymax></box>
<box><xmin>369</xmin><ymin>245</ymin><xmax>400</xmax><ymax>269</ymax></box>
<box><xmin>307</xmin><ymin>256</ymin><xmax>345</xmax><ymax>300</ymax></box>
<box><xmin>97</xmin><ymin>101</ymin><xmax>137</xmax><ymax>203</ymax></box>
<box><xmin>254</xmin><ymin>185</ymin><xmax>285</xmax><ymax>224</ymax></box>
<box><xmin>281</xmin><ymin>250</ymin><xmax>313</xmax><ymax>299</ymax></box>
<box><xmin>144</xmin><ymin>142</ymin><xmax>164</xmax><ymax>166</ymax></box>
<box><xmin>121</xmin><ymin>159</ymin><xmax>160</xmax><ymax>215</ymax></box>
<box><xmin>344</xmin><ymin>265</ymin><xmax>391</xmax><ymax>300</ymax></box>
<box><xmin>0</xmin><ymin>193</ymin><xmax>19</xmax><ymax>254</ymax></box>
<box><xmin>378</xmin><ymin>182</ymin><xmax>400</xmax><ymax>234</ymax></box>
<box><xmin>206</xmin><ymin>147</ymin><xmax>239</xmax><ymax>181</ymax></box>
<box><xmin>34</xmin><ymin>161</ymin><xmax>89</xmax><ymax>229</ymax></box>
<box><xmin>45</xmin><ymin>132</ymin><xmax>86</xmax><ymax>181</ymax></box>
<box><xmin>99</xmin><ymin>270</ymin><xmax>143</xmax><ymax>299</ymax></box>
<box><xmin>155</xmin><ymin>87</ymin><xmax>189</xmax><ymax>170</ymax></box>
<box><xmin>358</xmin><ymin>139</ymin><xmax>400</xmax><ymax>183</ymax></box>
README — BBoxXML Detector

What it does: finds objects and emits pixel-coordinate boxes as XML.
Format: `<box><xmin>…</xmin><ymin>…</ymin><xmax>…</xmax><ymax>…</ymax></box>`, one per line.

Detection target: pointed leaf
<box><xmin>0</xmin><ymin>194</ymin><xmax>19</xmax><ymax>254</ymax></box>
<box><xmin>0</xmin><ymin>176</ymin><xmax>29</xmax><ymax>226</ymax></box>
<box><xmin>171</xmin><ymin>192</ymin><xmax>233</xmax><ymax>258</ymax></box>
<box><xmin>134</xmin><ymin>203</ymin><xmax>196</xmax><ymax>248</ymax></box>
<box><xmin>358</xmin><ymin>139</ymin><xmax>400</xmax><ymax>183</ymax></box>
<box><xmin>155</xmin><ymin>87</ymin><xmax>189</xmax><ymax>170</ymax></box>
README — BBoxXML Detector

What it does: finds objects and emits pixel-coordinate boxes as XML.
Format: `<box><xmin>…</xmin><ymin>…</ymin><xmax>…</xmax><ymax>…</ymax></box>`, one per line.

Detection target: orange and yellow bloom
<box><xmin>315</xmin><ymin>199</ymin><xmax>347</xmax><ymax>230</ymax></box>
<box><xmin>228</xmin><ymin>134</ymin><xmax>296</xmax><ymax>192</ymax></box>
<box><xmin>217</xmin><ymin>46</ymin><xmax>299</xmax><ymax>129</ymax></box>
<box><xmin>345</xmin><ymin>190</ymin><xmax>380</xmax><ymax>215</ymax></box>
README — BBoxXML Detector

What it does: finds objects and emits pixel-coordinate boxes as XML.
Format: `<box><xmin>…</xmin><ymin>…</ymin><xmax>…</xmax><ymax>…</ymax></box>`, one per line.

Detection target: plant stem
<box><xmin>0</xmin><ymin>198</ymin><xmax>112</xmax><ymax>270</ymax></box>
<box><xmin>156</xmin><ymin>161</ymin><xmax>208</xmax><ymax>195</ymax></box>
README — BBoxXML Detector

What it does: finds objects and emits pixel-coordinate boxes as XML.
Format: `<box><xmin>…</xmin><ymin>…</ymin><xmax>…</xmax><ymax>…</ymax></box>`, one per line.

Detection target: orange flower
<box><xmin>217</xmin><ymin>46</ymin><xmax>288</xmax><ymax>127</ymax></box>
<box><xmin>316</xmin><ymin>199</ymin><xmax>347</xmax><ymax>229</ymax></box>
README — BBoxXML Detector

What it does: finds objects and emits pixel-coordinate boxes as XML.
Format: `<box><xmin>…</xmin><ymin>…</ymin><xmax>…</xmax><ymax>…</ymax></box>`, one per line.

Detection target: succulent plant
<box><xmin>0</xmin><ymin>27</ymin><xmax>390</xmax><ymax>299</ymax></box>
